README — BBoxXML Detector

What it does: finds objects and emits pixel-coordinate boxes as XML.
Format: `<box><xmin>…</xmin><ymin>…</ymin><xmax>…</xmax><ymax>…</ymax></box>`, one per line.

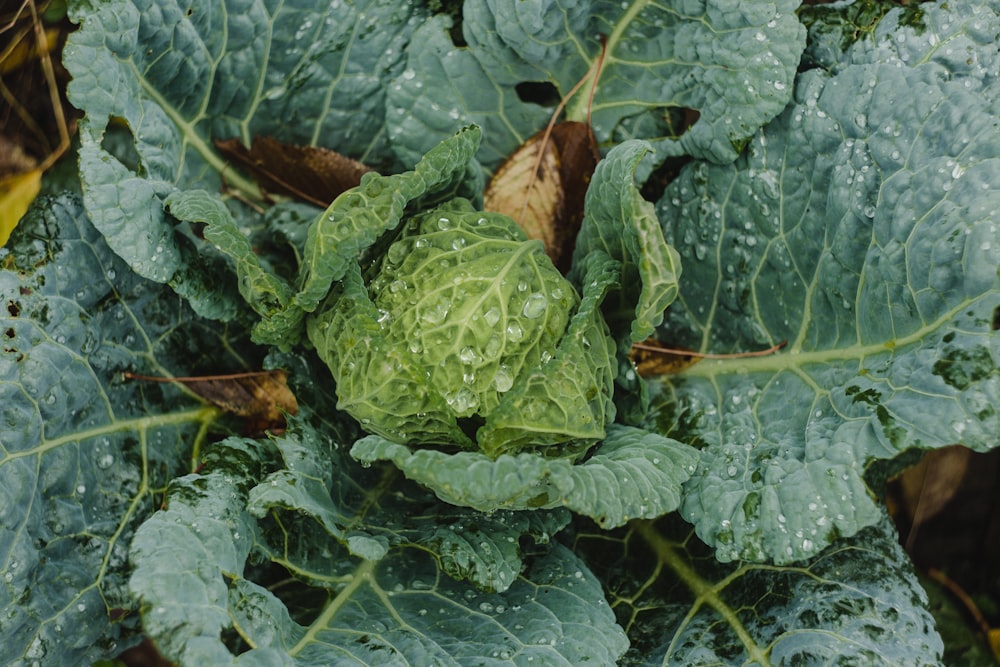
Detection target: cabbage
<box><xmin>203</xmin><ymin>125</ymin><xmax>685</xmax><ymax>498</ymax></box>
<box><xmin>308</xmin><ymin>198</ymin><xmax>617</xmax><ymax>458</ymax></box>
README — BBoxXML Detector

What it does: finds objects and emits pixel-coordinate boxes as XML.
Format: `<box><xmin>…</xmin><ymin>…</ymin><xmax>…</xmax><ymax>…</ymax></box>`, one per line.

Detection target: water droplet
<box><xmin>437</xmin><ymin>217</ymin><xmax>453</xmax><ymax>231</ymax></box>
<box><xmin>445</xmin><ymin>387</ymin><xmax>479</xmax><ymax>413</ymax></box>
<box><xmin>506</xmin><ymin>322</ymin><xmax>523</xmax><ymax>342</ymax></box>
<box><xmin>522</xmin><ymin>293</ymin><xmax>547</xmax><ymax>318</ymax></box>
<box><xmin>484</xmin><ymin>307</ymin><xmax>501</xmax><ymax>326</ymax></box>
<box><xmin>459</xmin><ymin>346</ymin><xmax>480</xmax><ymax>364</ymax></box>
<box><xmin>420</xmin><ymin>298</ymin><xmax>450</xmax><ymax>324</ymax></box>
<box><xmin>493</xmin><ymin>366</ymin><xmax>514</xmax><ymax>392</ymax></box>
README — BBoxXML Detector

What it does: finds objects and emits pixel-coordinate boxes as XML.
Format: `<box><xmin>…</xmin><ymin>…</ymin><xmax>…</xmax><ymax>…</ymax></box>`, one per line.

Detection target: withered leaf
<box><xmin>631</xmin><ymin>339</ymin><xmax>788</xmax><ymax>377</ymax></box>
<box><xmin>126</xmin><ymin>369</ymin><xmax>298</xmax><ymax>434</ymax></box>
<box><xmin>630</xmin><ymin>339</ymin><xmax>703</xmax><ymax>377</ymax></box>
<box><xmin>214</xmin><ymin>136</ymin><xmax>372</xmax><ymax>208</ymax></box>
<box><xmin>484</xmin><ymin>121</ymin><xmax>599</xmax><ymax>272</ymax></box>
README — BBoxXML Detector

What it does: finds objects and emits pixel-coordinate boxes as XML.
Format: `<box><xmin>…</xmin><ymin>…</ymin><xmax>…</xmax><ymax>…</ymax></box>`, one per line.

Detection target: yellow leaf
<box><xmin>0</xmin><ymin>169</ymin><xmax>43</xmax><ymax>247</ymax></box>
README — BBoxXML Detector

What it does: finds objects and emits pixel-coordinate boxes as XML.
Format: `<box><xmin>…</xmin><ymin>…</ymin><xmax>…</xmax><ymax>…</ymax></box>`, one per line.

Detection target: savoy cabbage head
<box><xmin>2</xmin><ymin>0</ymin><xmax>998</xmax><ymax>665</ymax></box>
<box><xmin>200</xmin><ymin>123</ymin><xmax>691</xmax><ymax>514</ymax></box>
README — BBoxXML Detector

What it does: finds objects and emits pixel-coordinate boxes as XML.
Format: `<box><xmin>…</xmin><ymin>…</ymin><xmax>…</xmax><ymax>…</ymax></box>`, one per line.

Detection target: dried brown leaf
<box><xmin>484</xmin><ymin>121</ymin><xmax>599</xmax><ymax>272</ymax></box>
<box><xmin>214</xmin><ymin>136</ymin><xmax>372</xmax><ymax>208</ymax></box>
<box><xmin>126</xmin><ymin>369</ymin><xmax>298</xmax><ymax>434</ymax></box>
<box><xmin>630</xmin><ymin>339</ymin><xmax>703</xmax><ymax>377</ymax></box>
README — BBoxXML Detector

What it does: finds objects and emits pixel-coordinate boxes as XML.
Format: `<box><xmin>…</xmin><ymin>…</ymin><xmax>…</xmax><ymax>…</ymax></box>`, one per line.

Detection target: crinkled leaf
<box><xmin>64</xmin><ymin>0</ymin><xmax>428</xmax><ymax>309</ymax></box>
<box><xmin>214</xmin><ymin>126</ymin><xmax>482</xmax><ymax>349</ymax></box>
<box><xmin>132</xmin><ymin>435</ymin><xmax>628</xmax><ymax>665</ymax></box>
<box><xmin>575</xmin><ymin>511</ymin><xmax>944</xmax><ymax>666</ymax></box>
<box><xmin>654</xmin><ymin>0</ymin><xmax>1000</xmax><ymax>564</ymax></box>
<box><xmin>570</xmin><ymin>140</ymin><xmax>681</xmax><ymax>347</ymax></box>
<box><xmin>476</xmin><ymin>248</ymin><xmax>619</xmax><ymax>458</ymax></box>
<box><xmin>0</xmin><ymin>194</ymin><xmax>234</xmax><ymax>665</ymax></box>
<box><xmin>246</xmin><ymin>415</ymin><xmax>571</xmax><ymax>592</ymax></box>
<box><xmin>306</xmin><ymin>191</ymin><xmax>615</xmax><ymax>457</ymax></box>
<box><xmin>388</xmin><ymin>0</ymin><xmax>805</xmax><ymax>168</ymax></box>
<box><xmin>351</xmin><ymin>424</ymin><xmax>699</xmax><ymax>528</ymax></box>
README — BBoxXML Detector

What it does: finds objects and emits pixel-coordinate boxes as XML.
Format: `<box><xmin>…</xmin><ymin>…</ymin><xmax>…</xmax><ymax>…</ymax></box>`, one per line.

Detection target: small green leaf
<box><xmin>570</xmin><ymin>140</ymin><xmax>681</xmax><ymax>347</ymax></box>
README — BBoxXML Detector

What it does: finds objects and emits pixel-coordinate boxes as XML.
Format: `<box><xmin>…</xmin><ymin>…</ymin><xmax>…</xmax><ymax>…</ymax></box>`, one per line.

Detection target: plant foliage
<box><xmin>1</xmin><ymin>0</ymin><xmax>997</xmax><ymax>665</ymax></box>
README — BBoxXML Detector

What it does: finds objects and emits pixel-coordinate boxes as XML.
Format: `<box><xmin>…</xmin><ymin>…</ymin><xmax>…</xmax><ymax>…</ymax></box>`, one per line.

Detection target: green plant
<box><xmin>2</xmin><ymin>0</ymin><xmax>997</xmax><ymax>664</ymax></box>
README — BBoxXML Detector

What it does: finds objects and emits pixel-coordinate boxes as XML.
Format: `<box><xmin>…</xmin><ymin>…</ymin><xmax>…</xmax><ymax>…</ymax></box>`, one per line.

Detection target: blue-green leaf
<box><xmin>389</xmin><ymin>0</ymin><xmax>806</xmax><ymax>168</ymax></box>
<box><xmin>351</xmin><ymin>424</ymin><xmax>699</xmax><ymax>528</ymax></box>
<box><xmin>132</xmin><ymin>436</ymin><xmax>629</xmax><ymax>665</ymax></box>
<box><xmin>245</xmin><ymin>415</ymin><xmax>571</xmax><ymax>592</ymax></box>
<box><xmin>655</xmin><ymin>0</ymin><xmax>1000</xmax><ymax>564</ymax></box>
<box><xmin>64</xmin><ymin>0</ymin><xmax>428</xmax><ymax>309</ymax></box>
<box><xmin>576</xmin><ymin>511</ymin><xmax>943</xmax><ymax>666</ymax></box>
<box><xmin>0</xmin><ymin>194</ymin><xmax>233</xmax><ymax>665</ymax></box>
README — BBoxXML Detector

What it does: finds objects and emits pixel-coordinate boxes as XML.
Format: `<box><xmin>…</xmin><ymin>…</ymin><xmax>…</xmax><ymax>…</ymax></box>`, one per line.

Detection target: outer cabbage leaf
<box><xmin>0</xmin><ymin>194</ymin><xmax>236</xmax><ymax>665</ymax></box>
<box><xmin>351</xmin><ymin>424</ymin><xmax>699</xmax><ymax>528</ymax></box>
<box><xmin>245</xmin><ymin>414</ymin><xmax>571</xmax><ymax>593</ymax></box>
<box><xmin>131</xmin><ymin>435</ymin><xmax>629</xmax><ymax>666</ymax></box>
<box><xmin>570</xmin><ymin>140</ymin><xmax>681</xmax><ymax>347</ymax></box>
<box><xmin>574</xmin><ymin>512</ymin><xmax>943</xmax><ymax>666</ymax></box>
<box><xmin>654</xmin><ymin>0</ymin><xmax>1000</xmax><ymax>564</ymax></box>
<box><xmin>388</xmin><ymin>0</ymin><xmax>806</xmax><ymax>168</ymax></box>
<box><xmin>64</xmin><ymin>0</ymin><xmax>428</xmax><ymax>312</ymax></box>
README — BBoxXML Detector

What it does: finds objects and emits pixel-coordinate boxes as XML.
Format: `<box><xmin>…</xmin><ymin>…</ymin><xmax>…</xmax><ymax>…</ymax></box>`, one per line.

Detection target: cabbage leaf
<box><xmin>8</xmin><ymin>0</ymin><xmax>1000</xmax><ymax>664</ymax></box>
<box><xmin>657</xmin><ymin>0</ymin><xmax>1000</xmax><ymax>563</ymax></box>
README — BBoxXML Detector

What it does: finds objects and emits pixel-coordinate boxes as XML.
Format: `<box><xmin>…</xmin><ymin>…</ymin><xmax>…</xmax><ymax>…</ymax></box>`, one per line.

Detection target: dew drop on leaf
<box><xmin>522</xmin><ymin>293</ymin><xmax>547</xmax><ymax>318</ymax></box>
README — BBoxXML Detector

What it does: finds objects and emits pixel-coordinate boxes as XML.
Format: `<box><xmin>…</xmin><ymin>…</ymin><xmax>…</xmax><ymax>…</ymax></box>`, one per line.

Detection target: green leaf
<box><xmin>224</xmin><ymin>126</ymin><xmax>483</xmax><ymax>349</ymax></box>
<box><xmin>570</xmin><ymin>140</ymin><xmax>681</xmax><ymax>347</ymax></box>
<box><xmin>575</xmin><ymin>511</ymin><xmax>943</xmax><ymax>666</ymax></box>
<box><xmin>132</xmin><ymin>436</ymin><xmax>629</xmax><ymax>665</ymax></box>
<box><xmin>654</xmin><ymin>0</ymin><xmax>1000</xmax><ymax>563</ymax></box>
<box><xmin>64</xmin><ymin>0</ymin><xmax>429</xmax><ymax>308</ymax></box>
<box><xmin>351</xmin><ymin>424</ymin><xmax>699</xmax><ymax>528</ymax></box>
<box><xmin>388</xmin><ymin>0</ymin><xmax>806</xmax><ymax>167</ymax></box>
<box><xmin>245</xmin><ymin>415</ymin><xmax>571</xmax><ymax>592</ymax></box>
<box><xmin>0</xmin><ymin>194</ymin><xmax>232</xmax><ymax>664</ymax></box>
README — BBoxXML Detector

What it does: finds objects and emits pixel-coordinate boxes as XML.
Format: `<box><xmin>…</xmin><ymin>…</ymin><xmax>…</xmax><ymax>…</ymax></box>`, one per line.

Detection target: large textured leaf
<box><xmin>131</xmin><ymin>435</ymin><xmax>629</xmax><ymax>665</ymax></box>
<box><xmin>245</xmin><ymin>415</ymin><xmax>571</xmax><ymax>593</ymax></box>
<box><xmin>388</xmin><ymin>0</ymin><xmax>806</xmax><ymax>168</ymax></box>
<box><xmin>574</xmin><ymin>512</ymin><xmax>943</xmax><ymax>666</ymax></box>
<box><xmin>351</xmin><ymin>424</ymin><xmax>699</xmax><ymax>528</ymax></box>
<box><xmin>654</xmin><ymin>0</ymin><xmax>1000</xmax><ymax>563</ymax></box>
<box><xmin>63</xmin><ymin>0</ymin><xmax>428</xmax><ymax>309</ymax></box>
<box><xmin>0</xmin><ymin>194</ymin><xmax>238</xmax><ymax>665</ymax></box>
